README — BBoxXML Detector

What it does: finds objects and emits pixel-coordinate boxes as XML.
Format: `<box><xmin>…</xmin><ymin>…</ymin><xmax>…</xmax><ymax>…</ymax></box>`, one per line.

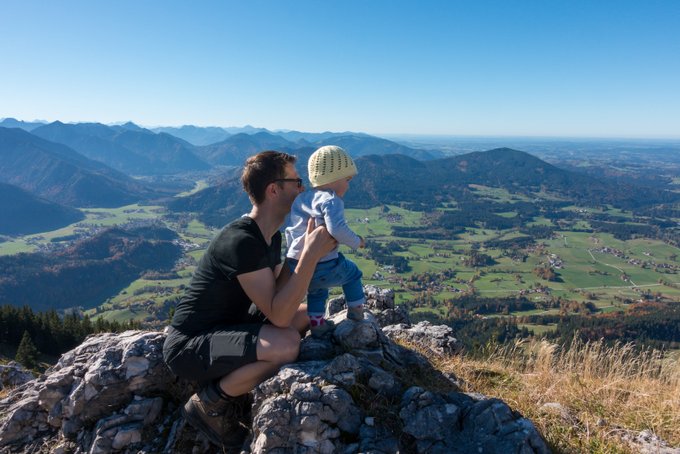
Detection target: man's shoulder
<box><xmin>212</xmin><ymin>217</ymin><xmax>260</xmax><ymax>248</ymax></box>
<box><xmin>224</xmin><ymin>216</ymin><xmax>258</xmax><ymax>234</ymax></box>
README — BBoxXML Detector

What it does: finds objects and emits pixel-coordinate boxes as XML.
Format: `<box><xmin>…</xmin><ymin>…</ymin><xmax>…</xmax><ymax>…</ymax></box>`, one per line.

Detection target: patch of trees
<box><xmin>0</xmin><ymin>226</ymin><xmax>182</xmax><ymax>311</ymax></box>
<box><xmin>0</xmin><ymin>305</ymin><xmax>139</xmax><ymax>366</ymax></box>
<box><xmin>364</xmin><ymin>240</ymin><xmax>411</xmax><ymax>272</ymax></box>
<box><xmin>390</xmin><ymin>226</ymin><xmax>464</xmax><ymax>240</ymax></box>
<box><xmin>462</xmin><ymin>250</ymin><xmax>497</xmax><ymax>267</ymax></box>
<box><xmin>528</xmin><ymin>302</ymin><xmax>680</xmax><ymax>350</ymax></box>
<box><xmin>439</xmin><ymin>208</ymin><xmax>517</xmax><ymax>231</ymax></box>
<box><xmin>451</xmin><ymin>315</ymin><xmax>529</xmax><ymax>354</ymax></box>
<box><xmin>543</xmin><ymin>209</ymin><xmax>586</xmax><ymax>222</ymax></box>
<box><xmin>393</xmin><ymin>200</ymin><xmax>565</xmax><ymax>241</ymax></box>
<box><xmin>590</xmin><ymin>220</ymin><xmax>658</xmax><ymax>241</ymax></box>
<box><xmin>483</xmin><ymin>235</ymin><xmax>534</xmax><ymax>249</ymax></box>
<box><xmin>518</xmin><ymin>225</ymin><xmax>555</xmax><ymax>239</ymax></box>
<box><xmin>447</xmin><ymin>296</ymin><xmax>537</xmax><ymax>315</ymax></box>
<box><xmin>636</xmin><ymin>205</ymin><xmax>680</xmax><ymax>219</ymax></box>
<box><xmin>402</xmin><ymin>295</ymin><xmax>557</xmax><ymax>318</ymax></box>
<box><xmin>407</xmin><ymin>269</ymin><xmax>457</xmax><ymax>283</ymax></box>
<box><xmin>533</xmin><ymin>266</ymin><xmax>560</xmax><ymax>282</ymax></box>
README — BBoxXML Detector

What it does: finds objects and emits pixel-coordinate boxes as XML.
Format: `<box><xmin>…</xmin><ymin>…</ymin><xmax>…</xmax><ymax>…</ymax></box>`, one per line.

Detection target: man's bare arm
<box><xmin>238</xmin><ymin>221</ymin><xmax>336</xmax><ymax>327</ymax></box>
<box><xmin>275</xmin><ymin>261</ymin><xmax>291</xmax><ymax>291</ymax></box>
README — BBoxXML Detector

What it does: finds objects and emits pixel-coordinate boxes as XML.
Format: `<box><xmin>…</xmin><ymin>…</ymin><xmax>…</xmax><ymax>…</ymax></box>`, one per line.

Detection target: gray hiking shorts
<box><xmin>163</xmin><ymin>311</ymin><xmax>268</xmax><ymax>385</ymax></box>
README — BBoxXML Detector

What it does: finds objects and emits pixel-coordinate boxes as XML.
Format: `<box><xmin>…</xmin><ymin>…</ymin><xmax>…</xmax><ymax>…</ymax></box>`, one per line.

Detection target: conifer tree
<box><xmin>15</xmin><ymin>330</ymin><xmax>39</xmax><ymax>370</ymax></box>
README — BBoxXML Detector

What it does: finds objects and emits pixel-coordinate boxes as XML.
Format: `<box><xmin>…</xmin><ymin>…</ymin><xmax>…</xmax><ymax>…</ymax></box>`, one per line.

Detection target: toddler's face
<box><xmin>329</xmin><ymin>176</ymin><xmax>353</xmax><ymax>197</ymax></box>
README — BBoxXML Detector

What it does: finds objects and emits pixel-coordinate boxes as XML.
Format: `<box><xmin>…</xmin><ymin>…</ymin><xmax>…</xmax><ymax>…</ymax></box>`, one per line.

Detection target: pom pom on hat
<box><xmin>308</xmin><ymin>145</ymin><xmax>358</xmax><ymax>187</ymax></box>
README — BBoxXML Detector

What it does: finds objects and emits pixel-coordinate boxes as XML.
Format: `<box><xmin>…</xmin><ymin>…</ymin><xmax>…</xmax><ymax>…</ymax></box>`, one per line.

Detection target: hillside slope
<box><xmin>0</xmin><ymin>127</ymin><xmax>151</xmax><ymax>207</ymax></box>
<box><xmin>32</xmin><ymin>122</ymin><xmax>210</xmax><ymax>175</ymax></box>
<box><xmin>0</xmin><ymin>226</ymin><xmax>182</xmax><ymax>311</ymax></box>
<box><xmin>169</xmin><ymin>148</ymin><xmax>679</xmax><ymax>227</ymax></box>
<box><xmin>0</xmin><ymin>183</ymin><xmax>84</xmax><ymax>235</ymax></box>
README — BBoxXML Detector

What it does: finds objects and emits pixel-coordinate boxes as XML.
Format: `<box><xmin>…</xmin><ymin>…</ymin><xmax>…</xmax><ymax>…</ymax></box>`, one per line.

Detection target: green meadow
<box><xmin>344</xmin><ymin>205</ymin><xmax>680</xmax><ymax>310</ymax></box>
<box><xmin>0</xmin><ymin>204</ymin><xmax>164</xmax><ymax>255</ymax></box>
<box><xmin>6</xmin><ymin>200</ymin><xmax>680</xmax><ymax>326</ymax></box>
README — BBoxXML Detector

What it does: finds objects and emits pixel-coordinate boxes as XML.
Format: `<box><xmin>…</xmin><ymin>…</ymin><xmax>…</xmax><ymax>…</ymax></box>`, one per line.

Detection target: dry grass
<box><xmin>429</xmin><ymin>338</ymin><xmax>680</xmax><ymax>453</ymax></box>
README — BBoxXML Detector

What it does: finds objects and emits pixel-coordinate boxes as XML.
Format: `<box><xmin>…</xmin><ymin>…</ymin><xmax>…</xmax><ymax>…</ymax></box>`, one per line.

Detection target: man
<box><xmin>163</xmin><ymin>151</ymin><xmax>337</xmax><ymax>448</ymax></box>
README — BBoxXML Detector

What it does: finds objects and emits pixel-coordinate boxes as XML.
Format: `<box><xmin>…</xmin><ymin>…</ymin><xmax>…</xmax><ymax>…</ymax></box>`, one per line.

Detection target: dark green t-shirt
<box><xmin>171</xmin><ymin>216</ymin><xmax>281</xmax><ymax>335</ymax></box>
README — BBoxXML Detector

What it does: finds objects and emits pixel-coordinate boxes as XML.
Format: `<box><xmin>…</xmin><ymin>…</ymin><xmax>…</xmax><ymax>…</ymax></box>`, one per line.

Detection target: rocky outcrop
<box><xmin>0</xmin><ymin>331</ymin><xmax>183</xmax><ymax>453</ymax></box>
<box><xmin>328</xmin><ymin>285</ymin><xmax>411</xmax><ymax>327</ymax></box>
<box><xmin>0</xmin><ymin>363</ymin><xmax>34</xmax><ymax>391</ymax></box>
<box><xmin>249</xmin><ymin>311</ymin><xmax>548</xmax><ymax>453</ymax></box>
<box><xmin>383</xmin><ymin>321</ymin><xmax>464</xmax><ymax>357</ymax></box>
<box><xmin>0</xmin><ymin>289</ymin><xmax>550</xmax><ymax>454</ymax></box>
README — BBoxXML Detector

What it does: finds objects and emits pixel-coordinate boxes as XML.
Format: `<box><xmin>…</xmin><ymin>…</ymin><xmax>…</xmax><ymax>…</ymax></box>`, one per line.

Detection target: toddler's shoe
<box><xmin>347</xmin><ymin>305</ymin><xmax>364</xmax><ymax>321</ymax></box>
<box><xmin>310</xmin><ymin>319</ymin><xmax>336</xmax><ymax>338</ymax></box>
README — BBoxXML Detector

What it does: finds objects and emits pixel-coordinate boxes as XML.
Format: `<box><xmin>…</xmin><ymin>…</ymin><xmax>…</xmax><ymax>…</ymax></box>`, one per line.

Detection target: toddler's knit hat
<box><xmin>308</xmin><ymin>145</ymin><xmax>358</xmax><ymax>187</ymax></box>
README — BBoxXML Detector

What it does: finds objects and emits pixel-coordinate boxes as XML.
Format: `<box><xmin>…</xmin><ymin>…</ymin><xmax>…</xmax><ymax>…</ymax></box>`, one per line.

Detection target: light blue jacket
<box><xmin>285</xmin><ymin>189</ymin><xmax>362</xmax><ymax>262</ymax></box>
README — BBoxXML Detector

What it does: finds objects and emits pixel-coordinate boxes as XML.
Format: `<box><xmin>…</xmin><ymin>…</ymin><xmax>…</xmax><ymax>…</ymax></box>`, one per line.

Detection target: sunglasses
<box><xmin>273</xmin><ymin>178</ymin><xmax>303</xmax><ymax>188</ymax></box>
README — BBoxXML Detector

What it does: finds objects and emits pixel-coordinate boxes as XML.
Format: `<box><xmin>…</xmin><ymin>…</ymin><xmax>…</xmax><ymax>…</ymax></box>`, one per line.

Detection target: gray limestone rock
<box><xmin>0</xmin><ymin>362</ymin><xmax>35</xmax><ymax>390</ymax></box>
<box><xmin>327</xmin><ymin>285</ymin><xmax>410</xmax><ymax>327</ymax></box>
<box><xmin>0</xmin><ymin>291</ymin><xmax>549</xmax><ymax>454</ymax></box>
<box><xmin>0</xmin><ymin>330</ymin><xmax>180</xmax><ymax>453</ymax></box>
<box><xmin>621</xmin><ymin>429</ymin><xmax>680</xmax><ymax>454</ymax></box>
<box><xmin>383</xmin><ymin>320</ymin><xmax>464</xmax><ymax>357</ymax></box>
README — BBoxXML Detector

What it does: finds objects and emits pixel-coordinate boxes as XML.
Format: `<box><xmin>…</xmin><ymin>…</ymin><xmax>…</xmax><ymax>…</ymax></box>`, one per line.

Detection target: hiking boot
<box><xmin>310</xmin><ymin>319</ymin><xmax>336</xmax><ymax>338</ymax></box>
<box><xmin>182</xmin><ymin>384</ymin><xmax>251</xmax><ymax>449</ymax></box>
<box><xmin>347</xmin><ymin>305</ymin><xmax>365</xmax><ymax>321</ymax></box>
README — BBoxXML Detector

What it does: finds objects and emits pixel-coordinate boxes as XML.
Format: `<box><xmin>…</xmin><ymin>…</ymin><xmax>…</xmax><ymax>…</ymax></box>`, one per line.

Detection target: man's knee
<box><xmin>260</xmin><ymin>326</ymin><xmax>301</xmax><ymax>364</ymax></box>
<box><xmin>277</xmin><ymin>327</ymin><xmax>301</xmax><ymax>363</ymax></box>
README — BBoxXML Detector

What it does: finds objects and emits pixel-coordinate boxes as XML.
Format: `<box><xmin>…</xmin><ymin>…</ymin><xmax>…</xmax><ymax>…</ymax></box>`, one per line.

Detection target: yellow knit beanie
<box><xmin>308</xmin><ymin>145</ymin><xmax>358</xmax><ymax>187</ymax></box>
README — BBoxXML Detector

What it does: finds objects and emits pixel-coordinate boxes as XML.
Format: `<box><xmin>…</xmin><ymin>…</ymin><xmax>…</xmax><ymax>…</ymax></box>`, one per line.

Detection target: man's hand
<box><xmin>303</xmin><ymin>217</ymin><xmax>337</xmax><ymax>259</ymax></box>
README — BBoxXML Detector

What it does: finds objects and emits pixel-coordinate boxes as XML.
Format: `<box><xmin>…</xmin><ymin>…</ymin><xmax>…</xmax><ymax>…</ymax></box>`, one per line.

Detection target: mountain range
<box><xmin>0</xmin><ymin>120</ymin><xmax>446</xmax><ymax>235</ymax></box>
<box><xmin>5</xmin><ymin>118</ymin><xmax>679</xmax><ymax>237</ymax></box>
<box><xmin>194</xmin><ymin>131</ymin><xmax>303</xmax><ymax>166</ymax></box>
<box><xmin>31</xmin><ymin>121</ymin><xmax>211</xmax><ymax>175</ymax></box>
<box><xmin>0</xmin><ymin>183</ymin><xmax>84</xmax><ymax>235</ymax></box>
<box><xmin>0</xmin><ymin>127</ymin><xmax>152</xmax><ymax>208</ymax></box>
<box><xmin>152</xmin><ymin>124</ymin><xmax>362</xmax><ymax>146</ymax></box>
<box><xmin>13</xmin><ymin>121</ymin><xmax>442</xmax><ymax>173</ymax></box>
<box><xmin>170</xmin><ymin>147</ymin><xmax>680</xmax><ymax>228</ymax></box>
<box><xmin>0</xmin><ymin>117</ymin><xmax>46</xmax><ymax>131</ymax></box>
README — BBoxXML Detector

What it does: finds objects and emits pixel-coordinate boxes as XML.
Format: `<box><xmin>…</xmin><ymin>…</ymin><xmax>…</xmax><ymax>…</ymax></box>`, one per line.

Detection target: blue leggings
<box><xmin>288</xmin><ymin>253</ymin><xmax>365</xmax><ymax>317</ymax></box>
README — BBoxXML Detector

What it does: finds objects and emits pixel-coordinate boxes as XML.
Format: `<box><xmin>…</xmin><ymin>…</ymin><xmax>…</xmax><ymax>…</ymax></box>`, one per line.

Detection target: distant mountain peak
<box><xmin>118</xmin><ymin>121</ymin><xmax>146</xmax><ymax>132</ymax></box>
<box><xmin>0</xmin><ymin>118</ymin><xmax>47</xmax><ymax>132</ymax></box>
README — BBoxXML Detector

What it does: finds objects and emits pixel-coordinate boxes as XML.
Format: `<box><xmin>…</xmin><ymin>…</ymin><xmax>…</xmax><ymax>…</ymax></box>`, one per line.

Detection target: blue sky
<box><xmin>2</xmin><ymin>0</ymin><xmax>679</xmax><ymax>138</ymax></box>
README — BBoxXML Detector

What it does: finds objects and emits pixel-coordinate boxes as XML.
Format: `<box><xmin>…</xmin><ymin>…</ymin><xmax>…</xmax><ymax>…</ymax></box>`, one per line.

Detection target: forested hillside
<box><xmin>0</xmin><ymin>226</ymin><xmax>182</xmax><ymax>311</ymax></box>
<box><xmin>0</xmin><ymin>183</ymin><xmax>84</xmax><ymax>235</ymax></box>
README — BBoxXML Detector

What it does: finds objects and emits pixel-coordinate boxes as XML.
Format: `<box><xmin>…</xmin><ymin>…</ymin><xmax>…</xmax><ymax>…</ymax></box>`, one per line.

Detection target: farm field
<box><xmin>343</xmin><ymin>206</ymin><xmax>680</xmax><ymax>312</ymax></box>
<box><xmin>5</xmin><ymin>200</ymin><xmax>680</xmax><ymax>330</ymax></box>
<box><xmin>0</xmin><ymin>204</ymin><xmax>164</xmax><ymax>255</ymax></box>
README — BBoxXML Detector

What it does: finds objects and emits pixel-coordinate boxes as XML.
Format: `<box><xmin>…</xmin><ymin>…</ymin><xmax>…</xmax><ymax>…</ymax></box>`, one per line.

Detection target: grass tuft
<box><xmin>425</xmin><ymin>338</ymin><xmax>679</xmax><ymax>453</ymax></box>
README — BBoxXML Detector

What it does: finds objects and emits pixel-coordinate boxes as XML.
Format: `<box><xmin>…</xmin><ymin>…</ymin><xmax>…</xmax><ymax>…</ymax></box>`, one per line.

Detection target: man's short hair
<box><xmin>241</xmin><ymin>151</ymin><xmax>297</xmax><ymax>204</ymax></box>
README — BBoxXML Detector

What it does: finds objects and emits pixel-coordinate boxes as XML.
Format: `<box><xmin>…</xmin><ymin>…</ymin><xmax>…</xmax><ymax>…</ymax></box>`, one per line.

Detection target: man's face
<box><xmin>279</xmin><ymin>163</ymin><xmax>304</xmax><ymax>211</ymax></box>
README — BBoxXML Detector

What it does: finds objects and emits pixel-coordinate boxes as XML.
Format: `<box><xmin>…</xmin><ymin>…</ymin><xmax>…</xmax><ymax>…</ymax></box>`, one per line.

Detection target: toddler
<box><xmin>285</xmin><ymin>145</ymin><xmax>366</xmax><ymax>337</ymax></box>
